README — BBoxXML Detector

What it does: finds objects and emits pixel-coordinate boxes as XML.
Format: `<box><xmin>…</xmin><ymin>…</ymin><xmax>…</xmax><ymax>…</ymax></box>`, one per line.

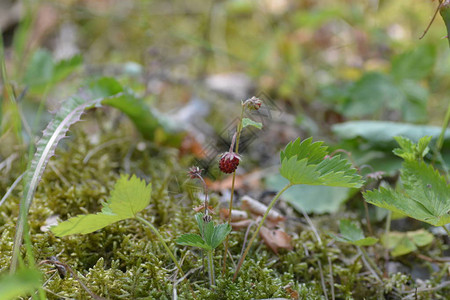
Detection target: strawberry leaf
<box><xmin>330</xmin><ymin>219</ymin><xmax>378</xmax><ymax>246</ymax></box>
<box><xmin>364</xmin><ymin>160</ymin><xmax>450</xmax><ymax>226</ymax></box>
<box><xmin>280</xmin><ymin>138</ymin><xmax>363</xmax><ymax>188</ymax></box>
<box><xmin>51</xmin><ymin>175</ymin><xmax>151</xmax><ymax>236</ymax></box>
<box><xmin>176</xmin><ymin>234</ymin><xmax>211</xmax><ymax>250</ymax></box>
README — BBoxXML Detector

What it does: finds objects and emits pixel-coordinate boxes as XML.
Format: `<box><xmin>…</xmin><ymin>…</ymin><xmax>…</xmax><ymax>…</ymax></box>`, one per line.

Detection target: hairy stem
<box><xmin>360</xmin><ymin>247</ymin><xmax>383</xmax><ymax>279</ymax></box>
<box><xmin>233</xmin><ymin>183</ymin><xmax>292</xmax><ymax>281</ymax></box>
<box><xmin>135</xmin><ymin>216</ymin><xmax>183</xmax><ymax>275</ymax></box>
<box><xmin>222</xmin><ymin>105</ymin><xmax>245</xmax><ymax>274</ymax></box>
<box><xmin>207</xmin><ymin>250</ymin><xmax>215</xmax><ymax>287</ymax></box>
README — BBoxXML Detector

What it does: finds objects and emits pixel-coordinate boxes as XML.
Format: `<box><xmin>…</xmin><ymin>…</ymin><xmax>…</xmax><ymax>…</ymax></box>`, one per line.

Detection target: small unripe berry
<box><xmin>219</xmin><ymin>152</ymin><xmax>241</xmax><ymax>173</ymax></box>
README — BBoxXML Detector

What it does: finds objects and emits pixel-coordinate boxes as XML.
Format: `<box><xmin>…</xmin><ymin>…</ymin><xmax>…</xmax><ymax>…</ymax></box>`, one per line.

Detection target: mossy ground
<box><xmin>0</xmin><ymin>119</ymin><xmax>449</xmax><ymax>299</ymax></box>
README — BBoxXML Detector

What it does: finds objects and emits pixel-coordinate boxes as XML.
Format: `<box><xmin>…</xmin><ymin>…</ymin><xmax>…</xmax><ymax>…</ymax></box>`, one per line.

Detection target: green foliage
<box><xmin>90</xmin><ymin>77</ymin><xmax>183</xmax><ymax>145</ymax></box>
<box><xmin>322</xmin><ymin>45</ymin><xmax>436</xmax><ymax>122</ymax></box>
<box><xmin>329</xmin><ymin>219</ymin><xmax>378</xmax><ymax>246</ymax></box>
<box><xmin>381</xmin><ymin>229</ymin><xmax>434</xmax><ymax>257</ymax></box>
<box><xmin>51</xmin><ymin>175</ymin><xmax>151</xmax><ymax>236</ymax></box>
<box><xmin>23</xmin><ymin>49</ymin><xmax>82</xmax><ymax>93</ymax></box>
<box><xmin>176</xmin><ymin>213</ymin><xmax>231</xmax><ymax>250</ymax></box>
<box><xmin>364</xmin><ymin>137</ymin><xmax>450</xmax><ymax>226</ymax></box>
<box><xmin>279</xmin><ymin>137</ymin><xmax>363</xmax><ymax>188</ymax></box>
<box><xmin>242</xmin><ymin>117</ymin><xmax>262</xmax><ymax>129</ymax></box>
<box><xmin>391</xmin><ymin>45</ymin><xmax>436</xmax><ymax>81</ymax></box>
<box><xmin>0</xmin><ymin>269</ymin><xmax>42</xmax><ymax>300</ymax></box>
<box><xmin>393</xmin><ymin>136</ymin><xmax>431</xmax><ymax>161</ymax></box>
<box><xmin>332</xmin><ymin>121</ymin><xmax>450</xmax><ymax>148</ymax></box>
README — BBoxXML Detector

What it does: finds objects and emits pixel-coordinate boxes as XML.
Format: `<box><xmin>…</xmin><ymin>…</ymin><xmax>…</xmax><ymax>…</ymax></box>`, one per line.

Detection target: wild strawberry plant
<box><xmin>232</xmin><ymin>136</ymin><xmax>364</xmax><ymax>280</ymax></box>
<box><xmin>363</xmin><ymin>136</ymin><xmax>450</xmax><ymax>231</ymax></box>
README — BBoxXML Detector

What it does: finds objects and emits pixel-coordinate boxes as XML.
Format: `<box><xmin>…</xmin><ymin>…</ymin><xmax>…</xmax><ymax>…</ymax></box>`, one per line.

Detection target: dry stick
<box><xmin>233</xmin><ymin>183</ymin><xmax>292</xmax><ymax>281</ymax></box>
<box><xmin>223</xmin><ymin>105</ymin><xmax>245</xmax><ymax>275</ymax></box>
<box><xmin>419</xmin><ymin>0</ymin><xmax>445</xmax><ymax>39</ymax></box>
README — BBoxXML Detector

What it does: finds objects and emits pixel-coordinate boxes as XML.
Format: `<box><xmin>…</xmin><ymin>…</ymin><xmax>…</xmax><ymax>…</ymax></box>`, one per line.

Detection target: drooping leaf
<box><xmin>364</xmin><ymin>160</ymin><xmax>450</xmax><ymax>226</ymax></box>
<box><xmin>0</xmin><ymin>269</ymin><xmax>42</xmax><ymax>300</ymax></box>
<box><xmin>51</xmin><ymin>175</ymin><xmax>151</xmax><ymax>236</ymax></box>
<box><xmin>329</xmin><ymin>219</ymin><xmax>378</xmax><ymax>246</ymax></box>
<box><xmin>381</xmin><ymin>229</ymin><xmax>434</xmax><ymax>257</ymax></box>
<box><xmin>242</xmin><ymin>117</ymin><xmax>262</xmax><ymax>129</ymax></box>
<box><xmin>176</xmin><ymin>233</ymin><xmax>211</xmax><ymax>250</ymax></box>
<box><xmin>279</xmin><ymin>137</ymin><xmax>363</xmax><ymax>188</ymax></box>
<box><xmin>90</xmin><ymin>77</ymin><xmax>183</xmax><ymax>145</ymax></box>
<box><xmin>11</xmin><ymin>93</ymin><xmax>106</xmax><ymax>270</ymax></box>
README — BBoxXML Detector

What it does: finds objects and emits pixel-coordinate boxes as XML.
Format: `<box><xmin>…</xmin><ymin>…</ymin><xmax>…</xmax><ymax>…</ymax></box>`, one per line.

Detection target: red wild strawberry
<box><xmin>219</xmin><ymin>152</ymin><xmax>241</xmax><ymax>173</ymax></box>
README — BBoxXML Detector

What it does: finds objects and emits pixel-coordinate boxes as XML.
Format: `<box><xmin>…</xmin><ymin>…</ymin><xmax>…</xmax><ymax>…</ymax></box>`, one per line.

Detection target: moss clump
<box><xmin>1</xmin><ymin>121</ymin><xmax>449</xmax><ymax>299</ymax></box>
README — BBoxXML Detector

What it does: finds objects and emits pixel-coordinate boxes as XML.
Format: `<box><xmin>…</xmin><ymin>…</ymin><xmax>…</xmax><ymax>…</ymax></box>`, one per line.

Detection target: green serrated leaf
<box><xmin>331</xmin><ymin>219</ymin><xmax>378</xmax><ymax>246</ymax></box>
<box><xmin>364</xmin><ymin>160</ymin><xmax>450</xmax><ymax>226</ymax></box>
<box><xmin>195</xmin><ymin>213</ymin><xmax>205</xmax><ymax>237</ymax></box>
<box><xmin>176</xmin><ymin>233</ymin><xmax>211</xmax><ymax>250</ymax></box>
<box><xmin>393</xmin><ymin>136</ymin><xmax>431</xmax><ymax>161</ymax></box>
<box><xmin>279</xmin><ymin>138</ymin><xmax>363</xmax><ymax>188</ymax></box>
<box><xmin>210</xmin><ymin>223</ymin><xmax>232</xmax><ymax>249</ymax></box>
<box><xmin>51</xmin><ymin>175</ymin><xmax>151</xmax><ymax>236</ymax></box>
<box><xmin>242</xmin><ymin>117</ymin><xmax>262</xmax><ymax>129</ymax></box>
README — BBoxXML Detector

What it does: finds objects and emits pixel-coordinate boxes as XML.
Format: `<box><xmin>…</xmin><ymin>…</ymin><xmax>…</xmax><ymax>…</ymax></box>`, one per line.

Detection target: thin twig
<box><xmin>0</xmin><ymin>172</ymin><xmax>25</xmax><ymax>207</ymax></box>
<box><xmin>419</xmin><ymin>0</ymin><xmax>445</xmax><ymax>39</ymax></box>
<box><xmin>317</xmin><ymin>259</ymin><xmax>329</xmax><ymax>300</ymax></box>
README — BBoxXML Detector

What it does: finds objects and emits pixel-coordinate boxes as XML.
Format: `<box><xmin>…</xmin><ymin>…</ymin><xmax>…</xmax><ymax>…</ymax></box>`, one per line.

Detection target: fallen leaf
<box><xmin>259</xmin><ymin>226</ymin><xmax>293</xmax><ymax>254</ymax></box>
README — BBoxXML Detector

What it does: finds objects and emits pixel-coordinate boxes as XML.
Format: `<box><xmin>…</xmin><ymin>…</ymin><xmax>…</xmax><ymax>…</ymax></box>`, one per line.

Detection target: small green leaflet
<box><xmin>279</xmin><ymin>137</ymin><xmax>363</xmax><ymax>188</ymax></box>
<box><xmin>242</xmin><ymin>118</ymin><xmax>262</xmax><ymax>129</ymax></box>
<box><xmin>393</xmin><ymin>136</ymin><xmax>431</xmax><ymax>161</ymax></box>
<box><xmin>176</xmin><ymin>213</ymin><xmax>231</xmax><ymax>250</ymax></box>
<box><xmin>51</xmin><ymin>175</ymin><xmax>151</xmax><ymax>236</ymax></box>
<box><xmin>329</xmin><ymin>219</ymin><xmax>378</xmax><ymax>246</ymax></box>
<box><xmin>381</xmin><ymin>229</ymin><xmax>433</xmax><ymax>257</ymax></box>
<box><xmin>364</xmin><ymin>160</ymin><xmax>450</xmax><ymax>226</ymax></box>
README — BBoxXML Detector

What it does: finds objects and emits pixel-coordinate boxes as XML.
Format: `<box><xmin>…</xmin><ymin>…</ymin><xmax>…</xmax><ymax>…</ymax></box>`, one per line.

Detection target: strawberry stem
<box><xmin>232</xmin><ymin>183</ymin><xmax>292</xmax><ymax>281</ymax></box>
<box><xmin>222</xmin><ymin>103</ymin><xmax>245</xmax><ymax>275</ymax></box>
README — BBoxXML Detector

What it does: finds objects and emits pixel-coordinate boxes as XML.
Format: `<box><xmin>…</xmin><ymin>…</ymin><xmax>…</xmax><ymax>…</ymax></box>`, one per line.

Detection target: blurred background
<box><xmin>1</xmin><ymin>0</ymin><xmax>449</xmax><ymax>176</ymax></box>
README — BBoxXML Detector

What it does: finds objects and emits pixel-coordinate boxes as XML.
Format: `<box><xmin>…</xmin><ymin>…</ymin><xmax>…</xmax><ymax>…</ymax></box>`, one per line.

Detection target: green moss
<box><xmin>1</xmin><ymin>124</ymin><xmax>449</xmax><ymax>299</ymax></box>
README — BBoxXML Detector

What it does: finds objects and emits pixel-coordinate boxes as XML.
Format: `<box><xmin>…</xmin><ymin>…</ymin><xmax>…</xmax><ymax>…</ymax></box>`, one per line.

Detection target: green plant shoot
<box><xmin>364</xmin><ymin>136</ymin><xmax>450</xmax><ymax>228</ymax></box>
<box><xmin>177</xmin><ymin>213</ymin><xmax>231</xmax><ymax>286</ymax></box>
